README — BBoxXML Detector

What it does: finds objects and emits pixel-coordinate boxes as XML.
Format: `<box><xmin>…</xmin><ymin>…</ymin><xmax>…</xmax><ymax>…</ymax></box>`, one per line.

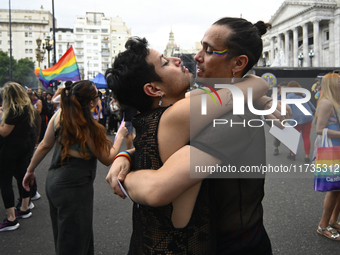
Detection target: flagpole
<box><xmin>9</xmin><ymin>0</ymin><xmax>13</xmax><ymax>81</ymax></box>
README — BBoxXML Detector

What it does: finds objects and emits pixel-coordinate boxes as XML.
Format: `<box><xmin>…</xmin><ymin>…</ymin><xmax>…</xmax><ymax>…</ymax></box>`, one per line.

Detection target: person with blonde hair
<box><xmin>286</xmin><ymin>80</ymin><xmax>315</xmax><ymax>162</ymax></box>
<box><xmin>0</xmin><ymin>82</ymin><xmax>35</xmax><ymax>231</ymax></box>
<box><xmin>314</xmin><ymin>72</ymin><xmax>340</xmax><ymax>240</ymax></box>
<box><xmin>23</xmin><ymin>80</ymin><xmax>128</xmax><ymax>254</ymax></box>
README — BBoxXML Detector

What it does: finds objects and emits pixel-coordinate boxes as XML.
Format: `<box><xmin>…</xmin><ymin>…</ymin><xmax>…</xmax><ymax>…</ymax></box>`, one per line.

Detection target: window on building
<box><xmin>67</xmin><ymin>35</ymin><xmax>71</xmax><ymax>38</ymax></box>
<box><xmin>25</xmin><ymin>32</ymin><xmax>28</xmax><ymax>37</ymax></box>
<box><xmin>25</xmin><ymin>49</ymin><xmax>29</xmax><ymax>53</ymax></box>
<box><xmin>24</xmin><ymin>16</ymin><xmax>28</xmax><ymax>19</ymax></box>
<box><xmin>29</xmin><ymin>49</ymin><xmax>33</xmax><ymax>53</ymax></box>
<box><xmin>87</xmin><ymin>42</ymin><xmax>92</xmax><ymax>46</ymax></box>
<box><xmin>112</xmin><ymin>30</ymin><xmax>117</xmax><ymax>33</ymax></box>
<box><xmin>112</xmin><ymin>36</ymin><xmax>117</xmax><ymax>40</ymax></box>
<box><xmin>29</xmin><ymin>41</ymin><xmax>32</xmax><ymax>45</ymax></box>
<box><xmin>0</xmin><ymin>40</ymin><xmax>2</xmax><ymax>45</ymax></box>
<box><xmin>58</xmin><ymin>35</ymin><xmax>62</xmax><ymax>40</ymax></box>
<box><xmin>308</xmin><ymin>37</ymin><xmax>313</xmax><ymax>45</ymax></box>
<box><xmin>87</xmin><ymin>49</ymin><xmax>92</xmax><ymax>53</ymax></box>
<box><xmin>43</xmin><ymin>17</ymin><xmax>45</xmax><ymax>20</ymax></box>
<box><xmin>25</xmin><ymin>25</ymin><xmax>29</xmax><ymax>29</ymax></box>
<box><xmin>25</xmin><ymin>41</ymin><xmax>29</xmax><ymax>45</ymax></box>
<box><xmin>76</xmin><ymin>35</ymin><xmax>82</xmax><ymax>39</ymax></box>
<box><xmin>325</xmin><ymin>31</ymin><xmax>329</xmax><ymax>41</ymax></box>
<box><xmin>29</xmin><ymin>16</ymin><xmax>32</xmax><ymax>20</ymax></box>
<box><xmin>87</xmin><ymin>35</ymin><xmax>91</xmax><ymax>39</ymax></box>
<box><xmin>76</xmin><ymin>28</ymin><xmax>83</xmax><ymax>33</ymax></box>
<box><xmin>101</xmin><ymin>29</ymin><xmax>108</xmax><ymax>33</ymax></box>
<box><xmin>93</xmin><ymin>50</ymin><xmax>98</xmax><ymax>53</ymax></box>
<box><xmin>93</xmin><ymin>43</ymin><xmax>98</xmax><ymax>46</ymax></box>
<box><xmin>76</xmin><ymin>42</ymin><xmax>82</xmax><ymax>47</ymax></box>
<box><xmin>7</xmin><ymin>41</ymin><xmax>10</xmax><ymax>45</ymax></box>
<box><xmin>94</xmin><ymin>57</ymin><xmax>98</xmax><ymax>60</ymax></box>
<box><xmin>94</xmin><ymin>63</ymin><xmax>99</xmax><ymax>67</ymax></box>
<box><xmin>93</xmin><ymin>36</ymin><xmax>98</xmax><ymax>39</ymax></box>
<box><xmin>29</xmin><ymin>32</ymin><xmax>32</xmax><ymax>37</ymax></box>
<box><xmin>29</xmin><ymin>57</ymin><xmax>33</xmax><ymax>61</ymax></box>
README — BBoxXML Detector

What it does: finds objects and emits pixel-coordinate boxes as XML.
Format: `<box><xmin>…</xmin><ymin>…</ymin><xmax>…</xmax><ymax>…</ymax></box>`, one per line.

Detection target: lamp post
<box><xmin>79</xmin><ymin>66</ymin><xmax>84</xmax><ymax>80</ymax></box>
<box><xmin>266</xmin><ymin>61</ymin><xmax>271</xmax><ymax>67</ymax></box>
<box><xmin>298</xmin><ymin>53</ymin><xmax>304</xmax><ymax>67</ymax></box>
<box><xmin>36</xmin><ymin>38</ymin><xmax>46</xmax><ymax>95</ymax></box>
<box><xmin>308</xmin><ymin>50</ymin><xmax>315</xmax><ymax>67</ymax></box>
<box><xmin>43</xmin><ymin>36</ymin><xmax>54</xmax><ymax>68</ymax></box>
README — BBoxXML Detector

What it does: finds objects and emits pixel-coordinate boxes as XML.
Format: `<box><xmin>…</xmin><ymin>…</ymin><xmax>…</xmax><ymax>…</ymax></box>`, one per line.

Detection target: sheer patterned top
<box><xmin>129</xmin><ymin>106</ymin><xmax>215</xmax><ymax>255</ymax></box>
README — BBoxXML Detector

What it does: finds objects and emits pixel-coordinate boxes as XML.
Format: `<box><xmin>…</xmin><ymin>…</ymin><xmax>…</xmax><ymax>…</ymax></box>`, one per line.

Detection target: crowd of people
<box><xmin>0</xmin><ymin>15</ymin><xmax>340</xmax><ymax>255</ymax></box>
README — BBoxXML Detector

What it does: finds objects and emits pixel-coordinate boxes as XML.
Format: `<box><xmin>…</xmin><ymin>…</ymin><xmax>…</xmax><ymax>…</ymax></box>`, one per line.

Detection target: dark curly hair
<box><xmin>213</xmin><ymin>17</ymin><xmax>271</xmax><ymax>75</ymax></box>
<box><xmin>105</xmin><ymin>37</ymin><xmax>162</xmax><ymax>112</ymax></box>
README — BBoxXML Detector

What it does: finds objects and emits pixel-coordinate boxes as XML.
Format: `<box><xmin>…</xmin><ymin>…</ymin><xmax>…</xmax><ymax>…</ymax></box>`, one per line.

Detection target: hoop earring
<box><xmin>158</xmin><ymin>94</ymin><xmax>163</xmax><ymax>106</ymax></box>
<box><xmin>231</xmin><ymin>72</ymin><xmax>235</xmax><ymax>84</ymax></box>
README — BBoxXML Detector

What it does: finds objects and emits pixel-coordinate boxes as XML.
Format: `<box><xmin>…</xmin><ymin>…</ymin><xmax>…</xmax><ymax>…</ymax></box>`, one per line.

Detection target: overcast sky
<box><xmin>2</xmin><ymin>0</ymin><xmax>285</xmax><ymax>52</ymax></box>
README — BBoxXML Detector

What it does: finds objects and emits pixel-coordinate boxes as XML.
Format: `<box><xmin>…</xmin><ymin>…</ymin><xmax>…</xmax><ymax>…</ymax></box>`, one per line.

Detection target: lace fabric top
<box><xmin>129</xmin><ymin>107</ymin><xmax>215</xmax><ymax>255</ymax></box>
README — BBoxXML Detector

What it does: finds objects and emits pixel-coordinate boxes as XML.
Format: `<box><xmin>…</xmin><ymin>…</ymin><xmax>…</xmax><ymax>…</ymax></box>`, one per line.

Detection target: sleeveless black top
<box><xmin>129</xmin><ymin>107</ymin><xmax>216</xmax><ymax>255</ymax></box>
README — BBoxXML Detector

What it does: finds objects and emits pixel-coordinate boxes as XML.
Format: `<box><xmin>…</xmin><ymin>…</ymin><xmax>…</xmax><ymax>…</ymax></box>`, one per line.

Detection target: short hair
<box><xmin>213</xmin><ymin>17</ymin><xmax>271</xmax><ymax>75</ymax></box>
<box><xmin>105</xmin><ymin>37</ymin><xmax>162</xmax><ymax>112</ymax></box>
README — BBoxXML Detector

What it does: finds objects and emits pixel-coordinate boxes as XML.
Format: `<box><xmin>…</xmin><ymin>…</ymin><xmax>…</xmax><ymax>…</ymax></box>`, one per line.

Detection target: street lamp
<box><xmin>79</xmin><ymin>66</ymin><xmax>84</xmax><ymax>80</ymax></box>
<box><xmin>266</xmin><ymin>61</ymin><xmax>271</xmax><ymax>67</ymax></box>
<box><xmin>43</xmin><ymin>36</ymin><xmax>54</xmax><ymax>68</ymax></box>
<box><xmin>298</xmin><ymin>53</ymin><xmax>304</xmax><ymax>67</ymax></box>
<box><xmin>36</xmin><ymin>38</ymin><xmax>46</xmax><ymax>95</ymax></box>
<box><xmin>308</xmin><ymin>50</ymin><xmax>315</xmax><ymax>67</ymax></box>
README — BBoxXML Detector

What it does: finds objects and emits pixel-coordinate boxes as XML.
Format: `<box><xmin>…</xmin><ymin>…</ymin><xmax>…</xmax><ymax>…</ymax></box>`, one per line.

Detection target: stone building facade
<box><xmin>261</xmin><ymin>0</ymin><xmax>340</xmax><ymax>67</ymax></box>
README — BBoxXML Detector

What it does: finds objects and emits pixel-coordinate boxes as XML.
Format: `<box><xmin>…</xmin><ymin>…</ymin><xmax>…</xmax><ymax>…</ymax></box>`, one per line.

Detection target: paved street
<box><xmin>1</xmin><ymin>126</ymin><xmax>340</xmax><ymax>255</ymax></box>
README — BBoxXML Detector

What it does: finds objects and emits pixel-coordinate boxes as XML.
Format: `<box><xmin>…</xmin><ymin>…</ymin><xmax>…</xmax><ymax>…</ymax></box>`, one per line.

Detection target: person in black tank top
<box><xmin>22</xmin><ymin>80</ymin><xmax>128</xmax><ymax>254</ymax></box>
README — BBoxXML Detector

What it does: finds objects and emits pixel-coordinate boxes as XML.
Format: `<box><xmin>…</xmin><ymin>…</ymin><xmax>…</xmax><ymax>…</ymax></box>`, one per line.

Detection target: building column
<box><xmin>313</xmin><ymin>20</ymin><xmax>320</xmax><ymax>67</ymax></box>
<box><xmin>285</xmin><ymin>31</ymin><xmax>290</xmax><ymax>66</ymax></box>
<box><xmin>303</xmin><ymin>23</ymin><xmax>309</xmax><ymax>67</ymax></box>
<box><xmin>334</xmin><ymin>11</ymin><xmax>340</xmax><ymax>67</ymax></box>
<box><xmin>329</xmin><ymin>19</ymin><xmax>335</xmax><ymax>66</ymax></box>
<box><xmin>271</xmin><ymin>36</ymin><xmax>275</xmax><ymax>64</ymax></box>
<box><xmin>293</xmin><ymin>27</ymin><xmax>299</xmax><ymax>67</ymax></box>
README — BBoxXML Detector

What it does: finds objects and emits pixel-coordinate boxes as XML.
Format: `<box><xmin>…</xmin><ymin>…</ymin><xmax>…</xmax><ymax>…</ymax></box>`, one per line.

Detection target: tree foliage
<box><xmin>0</xmin><ymin>50</ymin><xmax>38</xmax><ymax>88</ymax></box>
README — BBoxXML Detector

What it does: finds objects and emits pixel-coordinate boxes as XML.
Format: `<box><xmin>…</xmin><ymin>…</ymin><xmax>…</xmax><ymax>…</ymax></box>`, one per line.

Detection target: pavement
<box><xmin>1</xmin><ymin>125</ymin><xmax>340</xmax><ymax>255</ymax></box>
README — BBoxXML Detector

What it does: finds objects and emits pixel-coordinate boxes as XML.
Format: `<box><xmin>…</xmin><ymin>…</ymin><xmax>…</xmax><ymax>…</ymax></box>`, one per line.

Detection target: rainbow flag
<box><xmin>36</xmin><ymin>46</ymin><xmax>80</xmax><ymax>88</ymax></box>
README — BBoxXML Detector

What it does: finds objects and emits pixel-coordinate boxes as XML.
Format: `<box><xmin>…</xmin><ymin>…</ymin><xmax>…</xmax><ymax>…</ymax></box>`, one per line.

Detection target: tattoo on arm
<box><xmin>225</xmin><ymin>92</ymin><xmax>233</xmax><ymax>107</ymax></box>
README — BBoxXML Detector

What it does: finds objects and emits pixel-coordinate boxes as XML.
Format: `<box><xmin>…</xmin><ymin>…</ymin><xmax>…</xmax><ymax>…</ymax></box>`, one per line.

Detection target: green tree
<box><xmin>0</xmin><ymin>50</ymin><xmax>38</xmax><ymax>88</ymax></box>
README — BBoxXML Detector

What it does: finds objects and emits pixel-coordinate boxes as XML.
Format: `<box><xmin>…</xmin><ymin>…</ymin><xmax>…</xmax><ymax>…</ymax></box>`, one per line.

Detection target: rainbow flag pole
<box><xmin>35</xmin><ymin>46</ymin><xmax>81</xmax><ymax>89</ymax></box>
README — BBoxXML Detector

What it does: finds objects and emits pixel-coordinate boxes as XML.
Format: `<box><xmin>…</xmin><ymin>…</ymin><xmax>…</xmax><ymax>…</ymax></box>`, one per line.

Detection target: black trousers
<box><xmin>0</xmin><ymin>142</ymin><xmax>31</xmax><ymax>209</ymax></box>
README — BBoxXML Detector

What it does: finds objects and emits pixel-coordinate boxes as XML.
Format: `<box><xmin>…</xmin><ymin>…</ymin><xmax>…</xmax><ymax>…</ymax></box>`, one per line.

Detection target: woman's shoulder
<box><xmin>318</xmin><ymin>98</ymin><xmax>333</xmax><ymax>108</ymax></box>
